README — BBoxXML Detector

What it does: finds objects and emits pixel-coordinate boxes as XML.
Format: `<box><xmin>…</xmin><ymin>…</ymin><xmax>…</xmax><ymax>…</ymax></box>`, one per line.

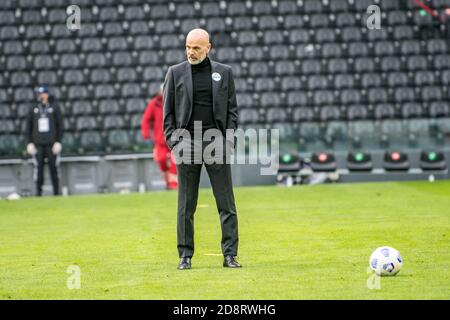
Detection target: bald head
<box><xmin>186</xmin><ymin>28</ymin><xmax>211</xmax><ymax>65</ymax></box>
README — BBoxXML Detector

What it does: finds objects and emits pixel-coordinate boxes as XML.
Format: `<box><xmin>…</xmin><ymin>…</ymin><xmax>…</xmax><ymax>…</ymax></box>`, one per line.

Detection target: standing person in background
<box><xmin>25</xmin><ymin>85</ymin><xmax>63</xmax><ymax>196</ymax></box>
<box><xmin>141</xmin><ymin>85</ymin><xmax>178</xmax><ymax>190</ymax></box>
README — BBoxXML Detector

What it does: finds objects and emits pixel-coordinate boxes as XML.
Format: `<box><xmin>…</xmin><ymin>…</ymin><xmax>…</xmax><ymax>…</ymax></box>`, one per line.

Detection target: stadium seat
<box><xmin>422</xmin><ymin>86</ymin><xmax>443</xmax><ymax>102</ymax></box>
<box><xmin>80</xmin><ymin>131</ymin><xmax>104</xmax><ymax>153</ymax></box>
<box><xmin>61</xmin><ymin>53</ymin><xmax>82</xmax><ymax>68</ymax></box>
<box><xmin>355</xmin><ymin>58</ymin><xmax>375</xmax><ymax>73</ymax></box>
<box><xmin>402</xmin><ymin>103</ymin><xmax>423</xmax><ymax>119</ymax></box>
<box><xmin>108</xmin><ymin>37</ymin><xmax>129</xmax><ymax>52</ymax></box>
<box><xmin>269</xmin><ymin>45</ymin><xmax>290</xmax><ymax>60</ymax></box>
<box><xmin>121</xmin><ymin>83</ymin><xmax>142</xmax><ymax>97</ymax></box>
<box><xmin>107</xmin><ymin>130</ymin><xmax>132</xmax><ymax>152</ymax></box>
<box><xmin>287</xmin><ymin>92</ymin><xmax>308</xmax><ymax>107</ymax></box>
<box><xmin>429</xmin><ymin>102</ymin><xmax>449</xmax><ymax>118</ymax></box>
<box><xmin>407</xmin><ymin>56</ymin><xmax>428</xmax><ymax>71</ymax></box>
<box><xmin>240</xmin><ymin>109</ymin><xmax>260</xmax><ymax>124</ymax></box>
<box><xmin>293</xmin><ymin>107</ymin><xmax>316</xmax><ymax>122</ymax></box>
<box><xmin>340</xmin><ymin>89</ymin><xmax>362</xmax><ymax>105</ymax></box>
<box><xmin>400</xmin><ymin>40</ymin><xmax>422</xmax><ymax>55</ymax></box>
<box><xmin>289</xmin><ymin>29</ymin><xmax>310</xmax><ymax>44</ymax></box>
<box><xmin>0</xmin><ymin>134</ymin><xmax>22</xmax><ymax>157</ymax></box>
<box><xmin>71</xmin><ymin>100</ymin><xmax>95</xmax><ymax>116</ymax></box>
<box><xmin>336</xmin><ymin>13</ymin><xmax>355</xmax><ymax>27</ymax></box>
<box><xmin>202</xmin><ymin>2</ymin><xmax>221</xmax><ymax>17</ymax></box>
<box><xmin>4</xmin><ymin>41</ymin><xmax>25</xmax><ymax>55</ymax></box>
<box><xmin>98</xmin><ymin>99</ymin><xmax>121</xmax><ymax>115</ymax></box>
<box><xmin>388</xmin><ymin>11</ymin><xmax>408</xmax><ymax>25</ymax></box>
<box><xmin>104</xmin><ymin>115</ymin><xmax>127</xmax><ymax>130</ymax></box>
<box><xmin>227</xmin><ymin>2</ymin><xmax>248</xmax><ymax>16</ymax></box>
<box><xmin>301</xmin><ymin>59</ymin><xmax>321</xmax><ymax>74</ymax></box>
<box><xmin>61</xmin><ymin>132</ymin><xmax>79</xmax><ymax>155</ymax></box>
<box><xmin>313</xmin><ymin>90</ymin><xmax>334</xmax><ymax>106</ymax></box>
<box><xmin>237</xmin><ymin>31</ymin><xmax>259</xmax><ymax>46</ymax></box>
<box><xmin>442</xmin><ymin>70</ymin><xmax>450</xmax><ymax>85</ymax></box>
<box><xmin>388</xmin><ymin>72</ymin><xmax>409</xmax><ymax>87</ymax></box>
<box><xmin>276</xmin><ymin>61</ymin><xmax>297</xmax><ymax>76</ymax></box>
<box><xmin>134</xmin><ymin>34</ymin><xmax>157</xmax><ymax>50</ymax></box>
<box><xmin>281</xmin><ymin>76</ymin><xmax>302</xmax><ymax>91</ymax></box>
<box><xmin>138</xmin><ymin>51</ymin><xmax>160</xmax><ymax>65</ymax></box>
<box><xmin>381</xmin><ymin>57</ymin><xmax>402</xmax><ymax>72</ymax></box>
<box><xmin>414</xmin><ymin>71</ymin><xmax>436</xmax><ymax>86</ymax></box>
<box><xmin>68</xmin><ymin>86</ymin><xmax>89</xmax><ymax>100</ymax></box>
<box><xmin>125</xmin><ymin>98</ymin><xmax>146</xmax><ymax>113</ymax></box>
<box><xmin>86</xmin><ymin>53</ymin><xmax>108</xmax><ymax>68</ymax></box>
<box><xmin>263</xmin><ymin>30</ymin><xmax>284</xmax><ymax>44</ymax></box>
<box><xmin>94</xmin><ymin>84</ymin><xmax>116</xmax><ymax>99</ymax></box>
<box><xmin>76</xmin><ymin>116</ymin><xmax>99</xmax><ymax>131</ymax></box>
<box><xmin>368</xmin><ymin>89</ymin><xmax>389</xmax><ymax>104</ymax></box>
<box><xmin>347</xmin><ymin>105</ymin><xmax>369</xmax><ymax>121</ymax></box>
<box><xmin>395</xmin><ymin>87</ymin><xmax>416</xmax><ymax>103</ymax></box>
<box><xmin>328</xmin><ymin>58</ymin><xmax>349</xmax><ymax>74</ymax></box>
<box><xmin>284</xmin><ymin>15</ymin><xmax>304</xmax><ymax>29</ymax></box>
<box><xmin>320</xmin><ymin>106</ymin><xmax>341</xmax><ymax>121</ymax></box>
<box><xmin>7</xmin><ymin>56</ymin><xmax>27</xmax><ymax>71</ymax></box>
<box><xmin>393</xmin><ymin>26</ymin><xmax>414</xmax><ymax>40</ymax></box>
<box><xmin>266</xmin><ymin>108</ymin><xmax>288</xmax><ymax>123</ymax></box>
<box><xmin>10</xmin><ymin>72</ymin><xmax>32</xmax><ymax>87</ymax></box>
<box><xmin>380</xmin><ymin>120</ymin><xmax>408</xmax><ymax>148</ymax></box>
<box><xmin>361</xmin><ymin>73</ymin><xmax>382</xmax><ymax>88</ymax></box>
<box><xmin>90</xmin><ymin>69</ymin><xmax>112</xmax><ymax>83</ymax></box>
<box><xmin>374</xmin><ymin>103</ymin><xmax>396</xmax><ymax>119</ymax></box>
<box><xmin>150</xmin><ymin>4</ymin><xmax>171</xmax><ymax>19</ymax></box>
<box><xmin>254</xmin><ymin>78</ymin><xmax>276</xmax><ymax>92</ymax></box>
<box><xmin>14</xmin><ymin>88</ymin><xmax>34</xmax><ymax>102</ymax></box>
<box><xmin>342</xmin><ymin>27</ymin><xmax>363</xmax><ymax>42</ymax></box>
<box><xmin>249</xmin><ymin>62</ymin><xmax>270</xmax><ymax>77</ymax></box>
<box><xmin>334</xmin><ymin>74</ymin><xmax>355</xmax><ymax>89</ymax></box>
<box><xmin>260</xmin><ymin>92</ymin><xmax>282</xmax><ymax>108</ymax></box>
<box><xmin>125</xmin><ymin>6</ymin><xmax>145</xmax><ymax>20</ymax></box>
<box><xmin>112</xmin><ymin>51</ymin><xmax>133</xmax><ymax>67</ymax></box>
<box><xmin>258</xmin><ymin>15</ymin><xmax>279</xmax><ymax>30</ymax></box>
<box><xmin>348</xmin><ymin>121</ymin><xmax>379</xmax><ymax>149</ymax></box>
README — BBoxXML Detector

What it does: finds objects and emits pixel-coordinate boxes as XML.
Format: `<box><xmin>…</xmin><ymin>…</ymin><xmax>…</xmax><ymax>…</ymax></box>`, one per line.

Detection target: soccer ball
<box><xmin>369</xmin><ymin>246</ymin><xmax>403</xmax><ymax>276</ymax></box>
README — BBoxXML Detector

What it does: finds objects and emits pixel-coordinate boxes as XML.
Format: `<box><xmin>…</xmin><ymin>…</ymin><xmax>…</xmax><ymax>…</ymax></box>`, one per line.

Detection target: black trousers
<box><xmin>33</xmin><ymin>144</ymin><xmax>60</xmax><ymax>196</ymax></box>
<box><xmin>174</xmin><ymin>138</ymin><xmax>238</xmax><ymax>258</ymax></box>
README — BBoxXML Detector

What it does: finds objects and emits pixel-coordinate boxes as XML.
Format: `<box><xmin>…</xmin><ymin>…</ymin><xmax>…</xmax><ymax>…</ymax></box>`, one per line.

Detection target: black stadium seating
<box><xmin>0</xmin><ymin>0</ymin><xmax>449</xmax><ymax>157</ymax></box>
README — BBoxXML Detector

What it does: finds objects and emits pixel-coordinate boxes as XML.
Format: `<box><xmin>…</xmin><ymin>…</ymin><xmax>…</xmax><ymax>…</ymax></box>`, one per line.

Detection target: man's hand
<box><xmin>52</xmin><ymin>142</ymin><xmax>62</xmax><ymax>155</ymax></box>
<box><xmin>26</xmin><ymin>143</ymin><xmax>37</xmax><ymax>156</ymax></box>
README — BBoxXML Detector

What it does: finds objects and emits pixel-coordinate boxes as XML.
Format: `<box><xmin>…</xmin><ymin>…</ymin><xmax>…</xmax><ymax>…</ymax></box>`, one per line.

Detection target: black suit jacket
<box><xmin>163</xmin><ymin>59</ymin><xmax>238</xmax><ymax>150</ymax></box>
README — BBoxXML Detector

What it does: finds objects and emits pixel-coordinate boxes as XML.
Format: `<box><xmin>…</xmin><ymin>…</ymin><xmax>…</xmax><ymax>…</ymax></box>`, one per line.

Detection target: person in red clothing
<box><xmin>141</xmin><ymin>86</ymin><xmax>178</xmax><ymax>190</ymax></box>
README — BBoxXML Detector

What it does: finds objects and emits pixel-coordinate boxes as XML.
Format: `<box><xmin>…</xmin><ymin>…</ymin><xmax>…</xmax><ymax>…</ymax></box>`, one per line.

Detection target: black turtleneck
<box><xmin>187</xmin><ymin>57</ymin><xmax>216</xmax><ymax>133</ymax></box>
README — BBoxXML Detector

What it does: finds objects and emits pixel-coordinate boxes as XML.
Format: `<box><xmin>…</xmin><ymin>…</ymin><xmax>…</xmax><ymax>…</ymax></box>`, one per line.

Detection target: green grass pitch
<box><xmin>0</xmin><ymin>180</ymin><xmax>449</xmax><ymax>299</ymax></box>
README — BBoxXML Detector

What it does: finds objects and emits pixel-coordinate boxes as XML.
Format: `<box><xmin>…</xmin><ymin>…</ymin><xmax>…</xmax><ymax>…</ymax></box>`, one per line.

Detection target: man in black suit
<box><xmin>163</xmin><ymin>29</ymin><xmax>241</xmax><ymax>270</ymax></box>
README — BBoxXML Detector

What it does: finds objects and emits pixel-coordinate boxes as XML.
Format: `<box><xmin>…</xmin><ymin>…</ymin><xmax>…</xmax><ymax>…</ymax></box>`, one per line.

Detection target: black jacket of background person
<box><xmin>26</xmin><ymin>102</ymin><xmax>63</xmax><ymax>145</ymax></box>
<box><xmin>163</xmin><ymin>58</ymin><xmax>238</xmax><ymax>150</ymax></box>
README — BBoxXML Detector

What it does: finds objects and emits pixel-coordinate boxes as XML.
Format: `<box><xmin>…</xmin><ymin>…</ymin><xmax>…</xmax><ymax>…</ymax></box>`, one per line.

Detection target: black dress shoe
<box><xmin>223</xmin><ymin>256</ymin><xmax>241</xmax><ymax>268</ymax></box>
<box><xmin>177</xmin><ymin>257</ymin><xmax>191</xmax><ymax>270</ymax></box>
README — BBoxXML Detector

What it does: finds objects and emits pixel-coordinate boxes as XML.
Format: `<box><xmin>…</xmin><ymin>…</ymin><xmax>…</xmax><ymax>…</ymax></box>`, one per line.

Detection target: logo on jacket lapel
<box><xmin>212</xmin><ymin>72</ymin><xmax>221</xmax><ymax>82</ymax></box>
